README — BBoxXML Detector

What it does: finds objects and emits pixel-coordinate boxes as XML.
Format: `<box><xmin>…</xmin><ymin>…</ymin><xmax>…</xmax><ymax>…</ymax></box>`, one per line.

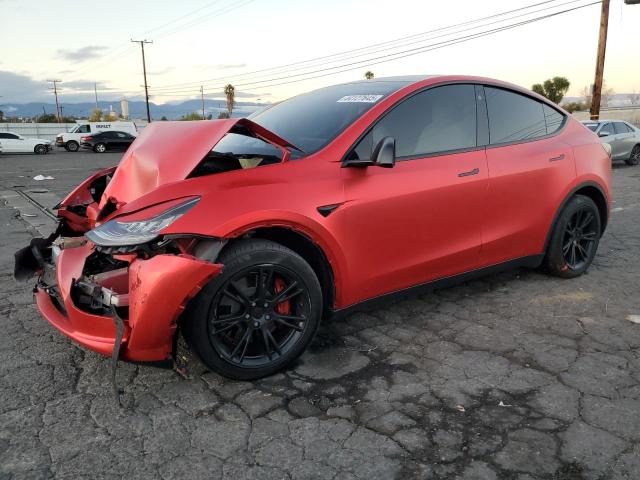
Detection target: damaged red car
<box><xmin>16</xmin><ymin>75</ymin><xmax>612</xmax><ymax>382</ymax></box>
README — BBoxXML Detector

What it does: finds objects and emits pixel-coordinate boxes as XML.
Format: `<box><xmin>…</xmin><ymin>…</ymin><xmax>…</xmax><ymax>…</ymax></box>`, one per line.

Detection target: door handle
<box><xmin>458</xmin><ymin>167</ymin><xmax>479</xmax><ymax>177</ymax></box>
<box><xmin>549</xmin><ymin>153</ymin><xmax>565</xmax><ymax>162</ymax></box>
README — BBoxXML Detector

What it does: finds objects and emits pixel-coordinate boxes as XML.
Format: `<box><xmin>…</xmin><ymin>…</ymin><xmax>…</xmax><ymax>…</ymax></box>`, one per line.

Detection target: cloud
<box><xmin>147</xmin><ymin>66</ymin><xmax>175</xmax><ymax>76</ymax></box>
<box><xmin>214</xmin><ymin>63</ymin><xmax>247</xmax><ymax>70</ymax></box>
<box><xmin>0</xmin><ymin>70</ymin><xmax>49</xmax><ymax>101</ymax></box>
<box><xmin>62</xmin><ymin>80</ymin><xmax>114</xmax><ymax>91</ymax></box>
<box><xmin>57</xmin><ymin>45</ymin><xmax>107</xmax><ymax>62</ymax></box>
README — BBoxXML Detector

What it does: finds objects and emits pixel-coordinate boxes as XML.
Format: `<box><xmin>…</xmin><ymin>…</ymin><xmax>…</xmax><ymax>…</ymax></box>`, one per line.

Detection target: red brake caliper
<box><xmin>273</xmin><ymin>276</ymin><xmax>291</xmax><ymax>315</ymax></box>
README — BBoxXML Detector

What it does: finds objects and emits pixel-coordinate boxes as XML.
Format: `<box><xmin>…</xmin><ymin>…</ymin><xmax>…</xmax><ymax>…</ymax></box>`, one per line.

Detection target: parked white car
<box><xmin>0</xmin><ymin>132</ymin><xmax>53</xmax><ymax>154</ymax></box>
<box><xmin>56</xmin><ymin>121</ymin><xmax>138</xmax><ymax>151</ymax></box>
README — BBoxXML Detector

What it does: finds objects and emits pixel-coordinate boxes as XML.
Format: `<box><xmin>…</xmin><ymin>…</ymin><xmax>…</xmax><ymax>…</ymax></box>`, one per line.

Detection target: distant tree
<box><xmin>580</xmin><ymin>80</ymin><xmax>615</xmax><ymax>108</ymax></box>
<box><xmin>89</xmin><ymin>108</ymin><xmax>103</xmax><ymax>122</ymax></box>
<box><xmin>36</xmin><ymin>113</ymin><xmax>58</xmax><ymax>123</ymax></box>
<box><xmin>627</xmin><ymin>90</ymin><xmax>640</xmax><ymax>106</ymax></box>
<box><xmin>218</xmin><ymin>111</ymin><xmax>230</xmax><ymax>119</ymax></box>
<box><xmin>206</xmin><ymin>113</ymin><xmax>213</xmax><ymax>120</ymax></box>
<box><xmin>581</xmin><ymin>85</ymin><xmax>593</xmax><ymax>107</ymax></box>
<box><xmin>160</xmin><ymin>116</ymin><xmax>168</xmax><ymax>121</ymax></box>
<box><xmin>601</xmin><ymin>82</ymin><xmax>615</xmax><ymax>107</ymax></box>
<box><xmin>180</xmin><ymin>112</ymin><xmax>204</xmax><ymax>121</ymax></box>
<box><xmin>104</xmin><ymin>111</ymin><xmax>118</xmax><ymax>121</ymax></box>
<box><xmin>224</xmin><ymin>84</ymin><xmax>235</xmax><ymax>117</ymax></box>
<box><xmin>562</xmin><ymin>102</ymin><xmax>589</xmax><ymax>113</ymax></box>
<box><xmin>364</xmin><ymin>71</ymin><xmax>374</xmax><ymax>80</ymax></box>
<box><xmin>0</xmin><ymin>110</ymin><xmax>4</xmax><ymax>121</ymax></box>
<box><xmin>531</xmin><ymin>76</ymin><xmax>570</xmax><ymax>104</ymax></box>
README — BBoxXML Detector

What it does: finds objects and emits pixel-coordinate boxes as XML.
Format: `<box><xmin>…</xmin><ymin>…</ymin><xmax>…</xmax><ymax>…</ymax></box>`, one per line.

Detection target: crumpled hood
<box><xmin>100</xmin><ymin>118</ymin><xmax>297</xmax><ymax>208</ymax></box>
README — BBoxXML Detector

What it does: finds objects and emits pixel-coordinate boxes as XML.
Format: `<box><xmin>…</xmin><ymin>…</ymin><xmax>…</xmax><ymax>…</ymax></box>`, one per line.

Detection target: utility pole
<box><xmin>131</xmin><ymin>39</ymin><xmax>153</xmax><ymax>123</ymax></box>
<box><xmin>47</xmin><ymin>79</ymin><xmax>62</xmax><ymax>123</ymax></box>
<box><xmin>589</xmin><ymin>0</ymin><xmax>609</xmax><ymax>120</ymax></box>
<box><xmin>94</xmin><ymin>83</ymin><xmax>99</xmax><ymax>110</ymax></box>
<box><xmin>201</xmin><ymin>86</ymin><xmax>206</xmax><ymax>120</ymax></box>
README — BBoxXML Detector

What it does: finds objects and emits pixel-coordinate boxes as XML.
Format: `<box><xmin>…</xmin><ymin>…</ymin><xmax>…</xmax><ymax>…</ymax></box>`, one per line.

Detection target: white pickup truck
<box><xmin>56</xmin><ymin>122</ymin><xmax>138</xmax><ymax>152</ymax></box>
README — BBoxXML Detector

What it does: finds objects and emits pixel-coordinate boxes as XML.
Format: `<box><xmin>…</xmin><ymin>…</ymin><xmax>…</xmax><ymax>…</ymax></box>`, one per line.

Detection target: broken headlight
<box><xmin>85</xmin><ymin>197</ymin><xmax>199</xmax><ymax>247</ymax></box>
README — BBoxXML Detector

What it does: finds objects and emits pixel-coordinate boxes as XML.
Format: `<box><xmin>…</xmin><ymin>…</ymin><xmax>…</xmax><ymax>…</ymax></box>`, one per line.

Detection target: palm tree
<box><xmin>364</xmin><ymin>71</ymin><xmax>374</xmax><ymax>80</ymax></box>
<box><xmin>224</xmin><ymin>84</ymin><xmax>235</xmax><ymax>117</ymax></box>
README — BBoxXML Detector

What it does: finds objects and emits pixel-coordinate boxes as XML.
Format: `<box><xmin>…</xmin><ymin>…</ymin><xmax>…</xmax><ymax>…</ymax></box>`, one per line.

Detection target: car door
<box><xmin>482</xmin><ymin>86</ymin><xmax>575</xmax><ymax>264</ymax></box>
<box><xmin>613</xmin><ymin>122</ymin><xmax>635</xmax><ymax>159</ymax></box>
<box><xmin>0</xmin><ymin>133</ymin><xmax>22</xmax><ymax>152</ymax></box>
<box><xmin>101</xmin><ymin>132</ymin><xmax>116</xmax><ymax>149</ymax></box>
<box><xmin>115</xmin><ymin>132</ymin><xmax>131</xmax><ymax>150</ymax></box>
<box><xmin>597</xmin><ymin>122</ymin><xmax>619</xmax><ymax>158</ymax></box>
<box><xmin>340</xmin><ymin>84</ymin><xmax>488</xmax><ymax>303</ymax></box>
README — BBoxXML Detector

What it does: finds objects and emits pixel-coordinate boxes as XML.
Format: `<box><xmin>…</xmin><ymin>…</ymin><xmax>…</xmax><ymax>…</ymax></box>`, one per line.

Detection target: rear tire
<box><xmin>183</xmin><ymin>239</ymin><xmax>322</xmax><ymax>380</ymax></box>
<box><xmin>94</xmin><ymin>143</ymin><xmax>106</xmax><ymax>153</ymax></box>
<box><xmin>66</xmin><ymin>141</ymin><xmax>79</xmax><ymax>152</ymax></box>
<box><xmin>626</xmin><ymin>145</ymin><xmax>640</xmax><ymax>166</ymax></box>
<box><xmin>34</xmin><ymin>144</ymin><xmax>47</xmax><ymax>155</ymax></box>
<box><xmin>544</xmin><ymin>195</ymin><xmax>601</xmax><ymax>278</ymax></box>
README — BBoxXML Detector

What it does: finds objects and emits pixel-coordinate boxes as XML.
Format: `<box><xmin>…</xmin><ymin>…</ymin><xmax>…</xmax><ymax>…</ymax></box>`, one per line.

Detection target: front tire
<box><xmin>66</xmin><ymin>141</ymin><xmax>79</xmax><ymax>152</ymax></box>
<box><xmin>94</xmin><ymin>143</ymin><xmax>107</xmax><ymax>153</ymax></box>
<box><xmin>626</xmin><ymin>145</ymin><xmax>640</xmax><ymax>166</ymax></box>
<box><xmin>34</xmin><ymin>144</ymin><xmax>48</xmax><ymax>155</ymax></box>
<box><xmin>183</xmin><ymin>239</ymin><xmax>322</xmax><ymax>380</ymax></box>
<box><xmin>544</xmin><ymin>195</ymin><xmax>601</xmax><ymax>278</ymax></box>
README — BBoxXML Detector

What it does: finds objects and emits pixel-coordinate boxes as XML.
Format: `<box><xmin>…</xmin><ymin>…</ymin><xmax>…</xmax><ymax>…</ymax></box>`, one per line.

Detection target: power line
<box><xmin>150</xmin><ymin>0</ymin><xmax>586</xmax><ymax>92</ymax></box>
<box><xmin>150</xmin><ymin>1</ymin><xmax>602</xmax><ymax>96</ymax></box>
<box><xmin>63</xmin><ymin>0</ymin><xmax>255</xmax><ymax>83</ymax></box>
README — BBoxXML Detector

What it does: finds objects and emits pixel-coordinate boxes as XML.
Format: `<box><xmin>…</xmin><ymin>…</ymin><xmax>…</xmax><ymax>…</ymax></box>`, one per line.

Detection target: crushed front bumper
<box><xmin>19</xmin><ymin>237</ymin><xmax>222</xmax><ymax>363</ymax></box>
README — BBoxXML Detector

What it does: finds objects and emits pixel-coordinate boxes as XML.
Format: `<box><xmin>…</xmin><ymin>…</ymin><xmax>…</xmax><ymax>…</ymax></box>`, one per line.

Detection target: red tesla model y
<box><xmin>16</xmin><ymin>75</ymin><xmax>611</xmax><ymax>382</ymax></box>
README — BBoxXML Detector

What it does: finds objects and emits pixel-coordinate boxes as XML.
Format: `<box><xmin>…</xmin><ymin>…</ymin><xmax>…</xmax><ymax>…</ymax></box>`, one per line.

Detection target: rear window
<box><xmin>485</xmin><ymin>87</ymin><xmax>547</xmax><ymax>144</ymax></box>
<box><xmin>613</xmin><ymin>122</ymin><xmax>631</xmax><ymax>134</ymax></box>
<box><xmin>251</xmin><ymin>80</ymin><xmax>411</xmax><ymax>155</ymax></box>
<box><xmin>543</xmin><ymin>104</ymin><xmax>564</xmax><ymax>134</ymax></box>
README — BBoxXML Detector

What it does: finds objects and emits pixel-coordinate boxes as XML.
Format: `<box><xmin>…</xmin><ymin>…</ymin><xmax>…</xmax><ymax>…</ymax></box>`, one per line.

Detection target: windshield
<box><xmin>250</xmin><ymin>80</ymin><xmax>412</xmax><ymax>155</ymax></box>
<box><xmin>69</xmin><ymin>125</ymin><xmax>80</xmax><ymax>133</ymax></box>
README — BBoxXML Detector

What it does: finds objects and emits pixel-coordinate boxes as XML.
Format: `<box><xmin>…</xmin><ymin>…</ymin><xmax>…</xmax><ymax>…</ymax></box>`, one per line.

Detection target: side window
<box><xmin>78</xmin><ymin>125</ymin><xmax>90</xmax><ymax>133</ymax></box>
<box><xmin>600</xmin><ymin>123</ymin><xmax>613</xmax><ymax>136</ymax></box>
<box><xmin>5</xmin><ymin>133</ymin><xmax>19</xmax><ymax>139</ymax></box>
<box><xmin>349</xmin><ymin>84</ymin><xmax>477</xmax><ymax>160</ymax></box>
<box><xmin>485</xmin><ymin>87</ymin><xmax>547</xmax><ymax>144</ymax></box>
<box><xmin>116</xmin><ymin>132</ymin><xmax>126</xmax><ymax>138</ymax></box>
<box><xmin>0</xmin><ymin>133</ymin><xmax>9</xmax><ymax>139</ymax></box>
<box><xmin>613</xmin><ymin>122</ymin><xmax>630</xmax><ymax>134</ymax></box>
<box><xmin>543</xmin><ymin>104</ymin><xmax>564</xmax><ymax>134</ymax></box>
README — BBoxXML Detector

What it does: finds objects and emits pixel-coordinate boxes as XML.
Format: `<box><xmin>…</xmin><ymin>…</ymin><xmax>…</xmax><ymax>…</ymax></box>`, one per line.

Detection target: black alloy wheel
<box><xmin>561</xmin><ymin>207</ymin><xmax>599</xmax><ymax>270</ymax></box>
<box><xmin>626</xmin><ymin>145</ymin><xmax>640</xmax><ymax>166</ymax></box>
<box><xmin>208</xmin><ymin>264</ymin><xmax>310</xmax><ymax>367</ymax></box>
<box><xmin>183</xmin><ymin>239</ymin><xmax>322</xmax><ymax>380</ymax></box>
<box><xmin>545</xmin><ymin>194</ymin><xmax>601</xmax><ymax>278</ymax></box>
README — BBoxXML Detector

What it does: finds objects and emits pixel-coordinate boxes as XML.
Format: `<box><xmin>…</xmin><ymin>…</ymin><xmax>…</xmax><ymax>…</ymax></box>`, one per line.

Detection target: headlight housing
<box><xmin>86</xmin><ymin>197</ymin><xmax>199</xmax><ymax>247</ymax></box>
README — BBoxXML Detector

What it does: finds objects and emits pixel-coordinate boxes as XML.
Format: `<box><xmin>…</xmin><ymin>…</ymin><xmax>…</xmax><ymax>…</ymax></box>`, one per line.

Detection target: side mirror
<box><xmin>343</xmin><ymin>136</ymin><xmax>396</xmax><ymax>168</ymax></box>
<box><xmin>599</xmin><ymin>130</ymin><xmax>612</xmax><ymax>137</ymax></box>
<box><xmin>371</xmin><ymin>136</ymin><xmax>395</xmax><ymax>168</ymax></box>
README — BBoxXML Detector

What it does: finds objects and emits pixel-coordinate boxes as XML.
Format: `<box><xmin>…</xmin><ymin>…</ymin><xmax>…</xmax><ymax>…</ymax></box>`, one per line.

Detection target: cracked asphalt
<box><xmin>1</xmin><ymin>150</ymin><xmax>639</xmax><ymax>480</ymax></box>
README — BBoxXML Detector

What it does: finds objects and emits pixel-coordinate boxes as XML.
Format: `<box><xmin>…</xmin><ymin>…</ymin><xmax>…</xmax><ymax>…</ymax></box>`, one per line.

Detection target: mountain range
<box><xmin>0</xmin><ymin>99</ymin><xmax>267</xmax><ymax>120</ymax></box>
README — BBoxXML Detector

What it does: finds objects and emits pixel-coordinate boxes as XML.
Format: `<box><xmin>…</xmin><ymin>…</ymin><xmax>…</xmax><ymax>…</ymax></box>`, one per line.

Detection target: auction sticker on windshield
<box><xmin>336</xmin><ymin>95</ymin><xmax>383</xmax><ymax>103</ymax></box>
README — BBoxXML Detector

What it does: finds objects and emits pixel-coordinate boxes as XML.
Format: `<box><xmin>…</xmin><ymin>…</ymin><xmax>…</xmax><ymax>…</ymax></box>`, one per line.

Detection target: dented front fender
<box><xmin>126</xmin><ymin>254</ymin><xmax>222</xmax><ymax>361</ymax></box>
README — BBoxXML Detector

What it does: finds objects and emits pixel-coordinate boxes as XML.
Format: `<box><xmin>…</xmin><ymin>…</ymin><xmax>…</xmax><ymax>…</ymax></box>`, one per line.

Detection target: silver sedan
<box><xmin>581</xmin><ymin>120</ymin><xmax>640</xmax><ymax>166</ymax></box>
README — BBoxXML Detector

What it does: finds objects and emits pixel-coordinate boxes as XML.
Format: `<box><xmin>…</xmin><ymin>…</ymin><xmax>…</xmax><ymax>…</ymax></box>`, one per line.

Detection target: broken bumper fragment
<box><xmin>22</xmin><ymin>239</ymin><xmax>222</xmax><ymax>363</ymax></box>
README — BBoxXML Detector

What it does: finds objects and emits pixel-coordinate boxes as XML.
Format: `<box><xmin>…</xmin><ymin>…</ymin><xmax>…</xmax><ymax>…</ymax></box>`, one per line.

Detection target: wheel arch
<box><xmin>544</xmin><ymin>181</ymin><xmax>609</xmax><ymax>253</ymax></box>
<box><xmin>219</xmin><ymin>226</ymin><xmax>336</xmax><ymax>319</ymax></box>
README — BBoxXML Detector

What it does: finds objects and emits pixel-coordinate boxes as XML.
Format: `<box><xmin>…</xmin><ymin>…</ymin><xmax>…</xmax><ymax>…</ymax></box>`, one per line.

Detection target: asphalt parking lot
<box><xmin>1</xmin><ymin>149</ymin><xmax>639</xmax><ymax>480</ymax></box>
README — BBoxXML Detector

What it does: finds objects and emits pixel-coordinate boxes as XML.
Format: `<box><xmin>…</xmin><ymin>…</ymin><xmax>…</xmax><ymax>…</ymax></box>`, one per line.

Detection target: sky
<box><xmin>1</xmin><ymin>0</ymin><xmax>639</xmax><ymax>107</ymax></box>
